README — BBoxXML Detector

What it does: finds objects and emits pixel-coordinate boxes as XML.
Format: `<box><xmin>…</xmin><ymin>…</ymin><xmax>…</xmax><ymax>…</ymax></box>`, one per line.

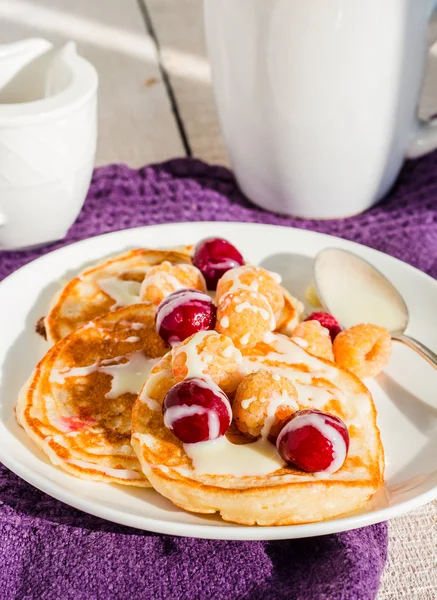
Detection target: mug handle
<box><xmin>407</xmin><ymin>120</ymin><xmax>437</xmax><ymax>159</ymax></box>
<box><xmin>408</xmin><ymin>8</ymin><xmax>437</xmax><ymax>158</ymax></box>
<box><xmin>0</xmin><ymin>212</ymin><xmax>6</xmax><ymax>227</ymax></box>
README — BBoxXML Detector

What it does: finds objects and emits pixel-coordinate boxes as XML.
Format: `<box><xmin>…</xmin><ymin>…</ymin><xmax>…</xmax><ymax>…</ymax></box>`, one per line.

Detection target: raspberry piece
<box><xmin>305</xmin><ymin>312</ymin><xmax>342</xmax><ymax>341</ymax></box>
<box><xmin>333</xmin><ymin>324</ymin><xmax>392</xmax><ymax>379</ymax></box>
<box><xmin>140</xmin><ymin>262</ymin><xmax>206</xmax><ymax>304</ymax></box>
<box><xmin>216</xmin><ymin>265</ymin><xmax>284</xmax><ymax>317</ymax></box>
<box><xmin>216</xmin><ymin>288</ymin><xmax>275</xmax><ymax>349</ymax></box>
<box><xmin>172</xmin><ymin>330</ymin><xmax>243</xmax><ymax>394</ymax></box>
<box><xmin>233</xmin><ymin>371</ymin><xmax>298</xmax><ymax>440</ymax></box>
<box><xmin>292</xmin><ymin>320</ymin><xmax>334</xmax><ymax>361</ymax></box>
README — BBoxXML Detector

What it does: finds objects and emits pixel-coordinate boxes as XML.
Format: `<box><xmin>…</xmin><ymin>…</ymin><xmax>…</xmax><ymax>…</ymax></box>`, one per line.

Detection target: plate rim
<box><xmin>1</xmin><ymin>221</ymin><xmax>436</xmax><ymax>540</ymax></box>
<box><xmin>2</xmin><ymin>220</ymin><xmax>437</xmax><ymax>293</ymax></box>
<box><xmin>1</xmin><ymin>447</ymin><xmax>436</xmax><ymax>540</ymax></box>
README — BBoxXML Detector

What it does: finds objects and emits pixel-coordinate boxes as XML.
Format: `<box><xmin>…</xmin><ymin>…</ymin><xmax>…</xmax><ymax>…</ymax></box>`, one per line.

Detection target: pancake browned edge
<box><xmin>131</xmin><ymin>334</ymin><xmax>384</xmax><ymax>525</ymax></box>
<box><xmin>17</xmin><ymin>304</ymin><xmax>169</xmax><ymax>486</ymax></box>
<box><xmin>44</xmin><ymin>247</ymin><xmax>193</xmax><ymax>344</ymax></box>
<box><xmin>276</xmin><ymin>288</ymin><xmax>304</xmax><ymax>335</ymax></box>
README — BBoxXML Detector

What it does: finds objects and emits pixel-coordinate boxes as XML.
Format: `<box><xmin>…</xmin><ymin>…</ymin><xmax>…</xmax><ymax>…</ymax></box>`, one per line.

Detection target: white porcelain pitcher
<box><xmin>0</xmin><ymin>39</ymin><xmax>98</xmax><ymax>250</ymax></box>
<box><xmin>205</xmin><ymin>0</ymin><xmax>437</xmax><ymax>219</ymax></box>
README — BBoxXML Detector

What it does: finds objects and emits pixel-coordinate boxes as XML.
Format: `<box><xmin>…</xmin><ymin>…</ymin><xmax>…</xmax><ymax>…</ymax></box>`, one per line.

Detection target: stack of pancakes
<box><xmin>18</xmin><ymin>248</ymin><xmax>191</xmax><ymax>486</ymax></box>
<box><xmin>17</xmin><ymin>247</ymin><xmax>384</xmax><ymax>525</ymax></box>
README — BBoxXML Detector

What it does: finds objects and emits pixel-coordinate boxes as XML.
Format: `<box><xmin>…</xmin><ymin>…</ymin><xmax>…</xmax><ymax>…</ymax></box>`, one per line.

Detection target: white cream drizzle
<box><xmin>221</xmin><ymin>344</ymin><xmax>234</xmax><ymax>358</ymax></box>
<box><xmin>242</xmin><ymin>334</ymin><xmax>337</xmax><ymax>379</ymax></box>
<box><xmin>86</xmin><ymin>325</ymin><xmax>141</xmax><ymax>343</ymax></box>
<box><xmin>239</xmin><ymin>332</ymin><xmax>251</xmax><ymax>346</ymax></box>
<box><xmin>208</xmin><ymin>410</ymin><xmax>220</xmax><ymax>440</ymax></box>
<box><xmin>183</xmin><ymin>436</ymin><xmax>285</xmax><ymax>477</ymax></box>
<box><xmin>260</xmin><ymin>391</ymin><xmax>299</xmax><ymax>439</ymax></box>
<box><xmin>171</xmin><ymin>331</ymin><xmax>242</xmax><ymax>382</ymax></box>
<box><xmin>140</xmin><ymin>263</ymin><xmax>186</xmax><ymax>299</ymax></box>
<box><xmin>220</xmin><ymin>316</ymin><xmax>230</xmax><ymax>329</ymax></box>
<box><xmin>192</xmin><ymin>378</ymin><xmax>233</xmax><ymax>421</ymax></box>
<box><xmin>67</xmin><ymin>458</ymin><xmax>143</xmax><ymax>480</ymax></box>
<box><xmin>234</xmin><ymin>301</ymin><xmax>274</xmax><ymax>329</ymax></box>
<box><xmin>50</xmin><ymin>351</ymin><xmax>157</xmax><ymax>399</ymax></box>
<box><xmin>120</xmin><ymin>321</ymin><xmax>146</xmax><ymax>330</ymax></box>
<box><xmin>263</xmin><ymin>331</ymin><xmax>276</xmax><ymax>344</ymax></box>
<box><xmin>293</xmin><ymin>383</ymin><xmax>347</xmax><ymax>410</ymax></box>
<box><xmin>219</xmin><ymin>265</ymin><xmax>282</xmax><ymax>298</ymax></box>
<box><xmin>97</xmin><ymin>277</ymin><xmax>142</xmax><ymax>309</ymax></box>
<box><xmin>241</xmin><ymin>396</ymin><xmax>256</xmax><ymax>410</ymax></box>
<box><xmin>164</xmin><ymin>404</ymin><xmax>208</xmax><ymax>428</ymax></box>
<box><xmin>235</xmin><ymin>301</ymin><xmax>268</xmax><ymax>319</ymax></box>
<box><xmin>172</xmin><ymin>330</ymin><xmax>214</xmax><ymax>379</ymax></box>
<box><xmin>292</xmin><ymin>337</ymin><xmax>309</xmax><ymax>349</ymax></box>
<box><xmin>139</xmin><ymin>368</ymin><xmax>170</xmax><ymax>411</ymax></box>
<box><xmin>132</xmin><ymin>432</ymin><xmax>159</xmax><ymax>450</ymax></box>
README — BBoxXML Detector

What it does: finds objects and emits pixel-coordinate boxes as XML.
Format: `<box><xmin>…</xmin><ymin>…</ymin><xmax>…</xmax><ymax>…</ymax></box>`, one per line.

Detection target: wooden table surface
<box><xmin>1</xmin><ymin>1</ymin><xmax>436</xmax><ymax>598</ymax></box>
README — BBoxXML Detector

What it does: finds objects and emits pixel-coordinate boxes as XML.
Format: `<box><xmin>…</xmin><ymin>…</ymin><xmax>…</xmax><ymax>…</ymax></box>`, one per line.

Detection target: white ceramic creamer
<box><xmin>204</xmin><ymin>0</ymin><xmax>437</xmax><ymax>218</ymax></box>
<box><xmin>0</xmin><ymin>39</ymin><xmax>98</xmax><ymax>250</ymax></box>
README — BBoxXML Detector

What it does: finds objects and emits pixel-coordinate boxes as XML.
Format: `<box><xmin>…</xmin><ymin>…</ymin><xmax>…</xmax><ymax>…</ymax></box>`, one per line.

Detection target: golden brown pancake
<box><xmin>17</xmin><ymin>304</ymin><xmax>169</xmax><ymax>486</ymax></box>
<box><xmin>275</xmin><ymin>287</ymin><xmax>304</xmax><ymax>334</ymax></box>
<box><xmin>131</xmin><ymin>333</ymin><xmax>384</xmax><ymax>525</ymax></box>
<box><xmin>45</xmin><ymin>247</ymin><xmax>192</xmax><ymax>343</ymax></box>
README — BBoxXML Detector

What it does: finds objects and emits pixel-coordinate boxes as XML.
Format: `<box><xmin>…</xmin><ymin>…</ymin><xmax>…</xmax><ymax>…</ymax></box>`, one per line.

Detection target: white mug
<box><xmin>0</xmin><ymin>39</ymin><xmax>98</xmax><ymax>250</ymax></box>
<box><xmin>205</xmin><ymin>0</ymin><xmax>437</xmax><ymax>219</ymax></box>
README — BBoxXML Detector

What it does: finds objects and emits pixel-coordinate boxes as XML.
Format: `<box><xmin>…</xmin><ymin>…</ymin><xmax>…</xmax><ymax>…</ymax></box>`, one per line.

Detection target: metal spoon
<box><xmin>313</xmin><ymin>247</ymin><xmax>437</xmax><ymax>369</ymax></box>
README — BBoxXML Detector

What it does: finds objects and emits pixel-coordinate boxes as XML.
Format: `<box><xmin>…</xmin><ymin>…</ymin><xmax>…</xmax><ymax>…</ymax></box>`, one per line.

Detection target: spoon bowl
<box><xmin>314</xmin><ymin>248</ymin><xmax>437</xmax><ymax>370</ymax></box>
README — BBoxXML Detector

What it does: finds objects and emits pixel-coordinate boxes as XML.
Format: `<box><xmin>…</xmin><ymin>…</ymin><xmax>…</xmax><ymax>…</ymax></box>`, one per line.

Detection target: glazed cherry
<box><xmin>155</xmin><ymin>288</ymin><xmax>216</xmax><ymax>345</ymax></box>
<box><xmin>192</xmin><ymin>237</ymin><xmax>244</xmax><ymax>290</ymax></box>
<box><xmin>163</xmin><ymin>378</ymin><xmax>232</xmax><ymax>443</ymax></box>
<box><xmin>276</xmin><ymin>409</ymin><xmax>349</xmax><ymax>473</ymax></box>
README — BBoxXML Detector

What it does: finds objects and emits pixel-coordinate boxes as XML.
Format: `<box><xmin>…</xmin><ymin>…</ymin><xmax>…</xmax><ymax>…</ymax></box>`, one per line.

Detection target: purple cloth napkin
<box><xmin>5</xmin><ymin>152</ymin><xmax>437</xmax><ymax>599</ymax></box>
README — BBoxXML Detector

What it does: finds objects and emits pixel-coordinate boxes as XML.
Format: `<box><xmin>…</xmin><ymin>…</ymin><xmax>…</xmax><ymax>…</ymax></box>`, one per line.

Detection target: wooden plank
<box><xmin>145</xmin><ymin>0</ymin><xmax>229</xmax><ymax>166</ymax></box>
<box><xmin>0</xmin><ymin>0</ymin><xmax>185</xmax><ymax>166</ymax></box>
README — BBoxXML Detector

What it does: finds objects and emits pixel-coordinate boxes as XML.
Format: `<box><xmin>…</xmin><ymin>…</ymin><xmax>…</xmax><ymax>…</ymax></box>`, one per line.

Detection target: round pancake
<box><xmin>45</xmin><ymin>247</ymin><xmax>192</xmax><ymax>343</ymax></box>
<box><xmin>17</xmin><ymin>304</ymin><xmax>169</xmax><ymax>486</ymax></box>
<box><xmin>131</xmin><ymin>333</ymin><xmax>384</xmax><ymax>525</ymax></box>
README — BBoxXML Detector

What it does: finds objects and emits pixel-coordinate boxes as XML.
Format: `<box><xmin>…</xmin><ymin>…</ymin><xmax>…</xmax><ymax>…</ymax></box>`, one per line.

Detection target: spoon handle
<box><xmin>391</xmin><ymin>333</ymin><xmax>437</xmax><ymax>369</ymax></box>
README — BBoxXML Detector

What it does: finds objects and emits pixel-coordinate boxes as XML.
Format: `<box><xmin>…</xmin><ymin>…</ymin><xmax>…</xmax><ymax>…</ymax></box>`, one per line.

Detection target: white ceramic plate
<box><xmin>0</xmin><ymin>222</ymin><xmax>436</xmax><ymax>540</ymax></box>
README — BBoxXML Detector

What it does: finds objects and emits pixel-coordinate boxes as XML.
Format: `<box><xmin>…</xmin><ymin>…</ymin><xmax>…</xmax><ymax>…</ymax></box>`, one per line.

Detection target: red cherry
<box><xmin>162</xmin><ymin>378</ymin><xmax>232</xmax><ymax>443</ymax></box>
<box><xmin>156</xmin><ymin>289</ymin><xmax>216</xmax><ymax>345</ymax></box>
<box><xmin>192</xmin><ymin>237</ymin><xmax>244</xmax><ymax>290</ymax></box>
<box><xmin>305</xmin><ymin>312</ymin><xmax>342</xmax><ymax>341</ymax></box>
<box><xmin>276</xmin><ymin>409</ymin><xmax>349</xmax><ymax>473</ymax></box>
